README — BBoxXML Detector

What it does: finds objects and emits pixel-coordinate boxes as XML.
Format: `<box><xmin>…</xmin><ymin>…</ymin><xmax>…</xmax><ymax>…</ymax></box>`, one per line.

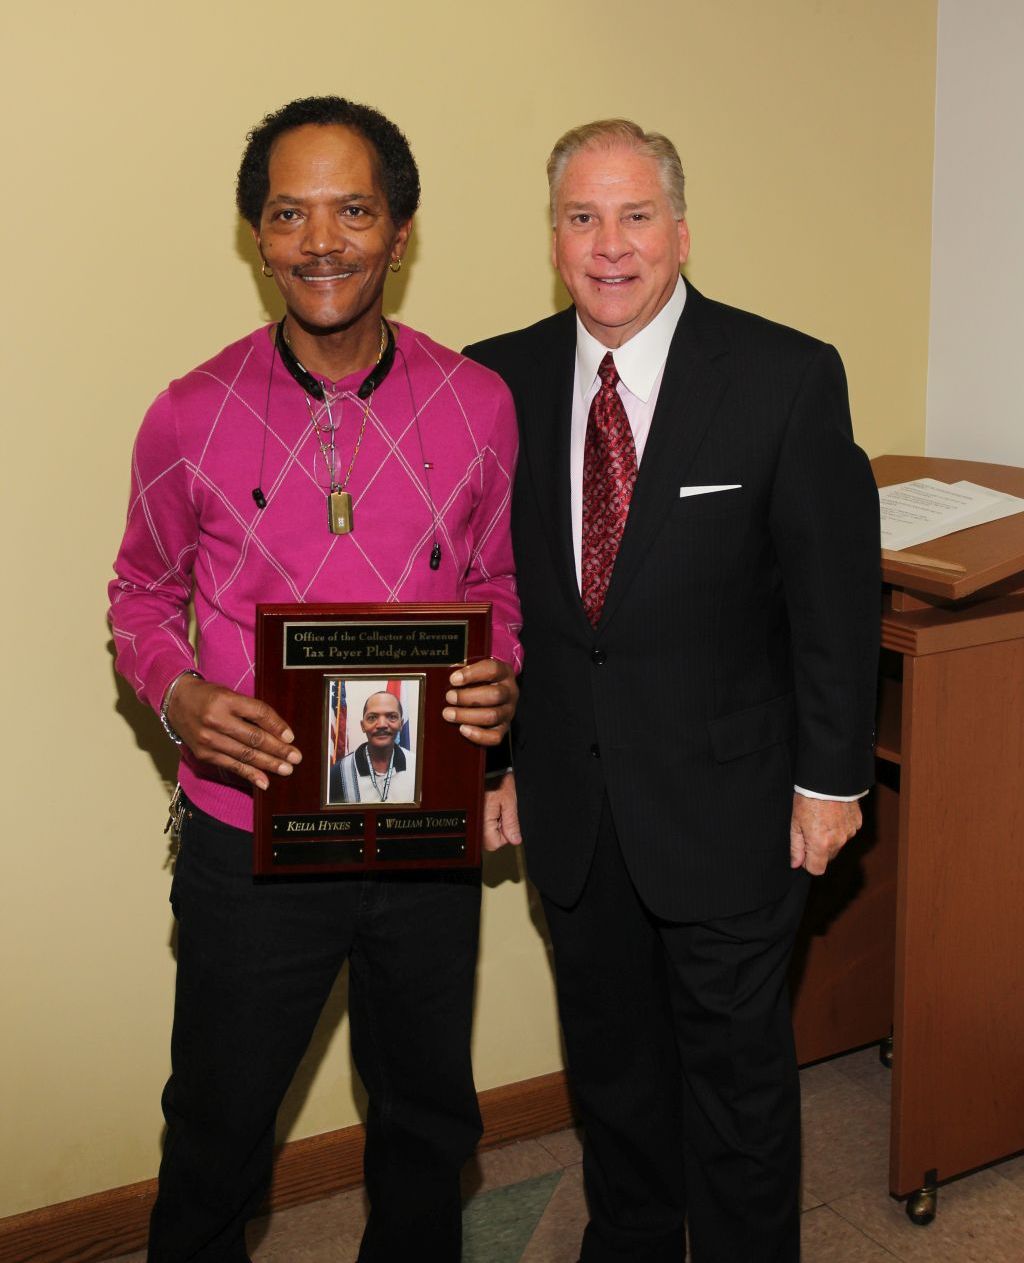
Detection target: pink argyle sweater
<box><xmin>109</xmin><ymin>322</ymin><xmax>522</xmax><ymax>830</ymax></box>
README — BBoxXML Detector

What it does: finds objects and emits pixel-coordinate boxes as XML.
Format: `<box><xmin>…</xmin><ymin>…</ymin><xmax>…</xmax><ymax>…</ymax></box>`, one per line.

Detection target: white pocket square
<box><xmin>679</xmin><ymin>484</ymin><xmax>742</xmax><ymax>498</ymax></box>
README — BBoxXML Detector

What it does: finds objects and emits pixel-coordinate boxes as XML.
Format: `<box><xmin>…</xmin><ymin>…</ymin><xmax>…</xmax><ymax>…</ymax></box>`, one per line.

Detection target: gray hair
<box><xmin>547</xmin><ymin>118</ymin><xmax>687</xmax><ymax>225</ymax></box>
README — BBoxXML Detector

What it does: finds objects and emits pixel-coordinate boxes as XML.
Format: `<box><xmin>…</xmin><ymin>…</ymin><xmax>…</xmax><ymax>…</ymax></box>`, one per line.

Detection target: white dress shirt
<box><xmin>570</xmin><ymin>274</ymin><xmax>864</xmax><ymax>803</ymax></box>
<box><xmin>570</xmin><ymin>275</ymin><xmax>687</xmax><ymax>586</ymax></box>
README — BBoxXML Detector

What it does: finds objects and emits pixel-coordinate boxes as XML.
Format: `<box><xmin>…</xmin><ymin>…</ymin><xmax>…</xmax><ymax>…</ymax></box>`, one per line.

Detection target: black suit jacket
<box><xmin>465</xmin><ymin>283</ymin><xmax>880</xmax><ymax>921</ymax></box>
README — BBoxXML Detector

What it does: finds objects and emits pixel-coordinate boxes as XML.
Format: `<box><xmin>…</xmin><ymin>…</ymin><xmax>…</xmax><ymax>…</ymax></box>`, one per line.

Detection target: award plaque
<box><xmin>253</xmin><ymin>603</ymin><xmax>492</xmax><ymax>875</ymax></box>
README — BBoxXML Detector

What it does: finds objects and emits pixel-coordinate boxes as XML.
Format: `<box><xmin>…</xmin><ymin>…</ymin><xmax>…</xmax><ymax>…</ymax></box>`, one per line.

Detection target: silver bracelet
<box><xmin>159</xmin><ymin>670</ymin><xmax>202</xmax><ymax>745</ymax></box>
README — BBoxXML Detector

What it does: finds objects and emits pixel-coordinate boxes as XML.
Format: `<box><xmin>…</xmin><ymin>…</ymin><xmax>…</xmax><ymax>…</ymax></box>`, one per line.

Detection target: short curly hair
<box><xmin>236</xmin><ymin>96</ymin><xmax>420</xmax><ymax>229</ymax></box>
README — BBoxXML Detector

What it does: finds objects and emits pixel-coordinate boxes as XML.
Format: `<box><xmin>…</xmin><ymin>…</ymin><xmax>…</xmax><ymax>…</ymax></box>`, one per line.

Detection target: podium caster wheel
<box><xmin>879</xmin><ymin>1033</ymin><xmax>893</xmax><ymax>1069</ymax></box>
<box><xmin>907</xmin><ymin>1185</ymin><xmax>937</xmax><ymax>1225</ymax></box>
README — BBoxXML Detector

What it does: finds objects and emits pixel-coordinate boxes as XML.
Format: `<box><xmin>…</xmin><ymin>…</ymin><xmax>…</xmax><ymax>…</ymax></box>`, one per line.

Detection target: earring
<box><xmin>389</xmin><ymin>257</ymin><xmax>403</xmax><ymax>274</ymax></box>
<box><xmin>261</xmin><ymin>259</ymin><xmax>274</xmax><ymax>278</ymax></box>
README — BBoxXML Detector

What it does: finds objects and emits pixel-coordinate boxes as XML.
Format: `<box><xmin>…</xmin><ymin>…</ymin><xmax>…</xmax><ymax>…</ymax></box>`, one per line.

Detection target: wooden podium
<box><xmin>790</xmin><ymin>455</ymin><xmax>1024</xmax><ymax>1218</ymax></box>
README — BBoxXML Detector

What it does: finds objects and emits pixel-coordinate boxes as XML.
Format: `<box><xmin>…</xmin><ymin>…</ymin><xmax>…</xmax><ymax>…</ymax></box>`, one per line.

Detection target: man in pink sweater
<box><xmin>109</xmin><ymin>96</ymin><xmax>522</xmax><ymax>1263</ymax></box>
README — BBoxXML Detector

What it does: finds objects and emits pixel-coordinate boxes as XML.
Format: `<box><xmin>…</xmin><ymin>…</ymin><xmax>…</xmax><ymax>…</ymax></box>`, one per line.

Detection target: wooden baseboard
<box><xmin>0</xmin><ymin>1071</ymin><xmax>574</xmax><ymax>1263</ymax></box>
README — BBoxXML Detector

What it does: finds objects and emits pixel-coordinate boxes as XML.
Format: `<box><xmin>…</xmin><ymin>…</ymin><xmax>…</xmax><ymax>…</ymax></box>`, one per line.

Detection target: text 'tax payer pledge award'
<box><xmin>253</xmin><ymin>603</ymin><xmax>492</xmax><ymax>875</ymax></box>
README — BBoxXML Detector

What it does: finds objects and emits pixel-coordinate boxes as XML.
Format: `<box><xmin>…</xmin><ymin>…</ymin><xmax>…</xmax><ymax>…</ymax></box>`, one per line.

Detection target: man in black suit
<box><xmin>465</xmin><ymin>119</ymin><xmax>880</xmax><ymax>1262</ymax></box>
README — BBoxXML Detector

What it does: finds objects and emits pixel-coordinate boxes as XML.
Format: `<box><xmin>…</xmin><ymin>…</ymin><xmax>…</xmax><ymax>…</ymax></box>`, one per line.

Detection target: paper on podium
<box><xmin>879</xmin><ymin>478</ymin><xmax>1024</xmax><ymax>551</ymax></box>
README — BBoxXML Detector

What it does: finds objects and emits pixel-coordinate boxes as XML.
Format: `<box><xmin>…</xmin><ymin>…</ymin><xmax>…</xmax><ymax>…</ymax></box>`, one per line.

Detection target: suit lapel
<box><xmin>518</xmin><ymin>311</ymin><xmax>586</xmax><ymax>624</ymax></box>
<box><xmin>597</xmin><ymin>284</ymin><xmax>730</xmax><ymax>629</ymax></box>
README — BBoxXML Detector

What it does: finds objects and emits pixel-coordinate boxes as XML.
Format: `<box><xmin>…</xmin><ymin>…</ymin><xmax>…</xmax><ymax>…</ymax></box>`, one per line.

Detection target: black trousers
<box><xmin>542</xmin><ymin>803</ymin><xmax>808</xmax><ymax>1263</ymax></box>
<box><xmin>147</xmin><ymin>800</ymin><xmax>482</xmax><ymax>1263</ymax></box>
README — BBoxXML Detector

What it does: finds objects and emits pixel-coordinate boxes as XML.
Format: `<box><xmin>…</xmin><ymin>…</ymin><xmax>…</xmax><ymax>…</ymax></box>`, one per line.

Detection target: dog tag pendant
<box><xmin>328</xmin><ymin>491</ymin><xmax>353</xmax><ymax>535</ymax></box>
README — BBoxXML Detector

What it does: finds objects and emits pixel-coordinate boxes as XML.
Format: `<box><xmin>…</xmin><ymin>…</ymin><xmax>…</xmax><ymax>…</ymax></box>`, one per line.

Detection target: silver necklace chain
<box><xmin>368</xmin><ymin>750</ymin><xmax>396</xmax><ymax>801</ymax></box>
<box><xmin>304</xmin><ymin>396</ymin><xmax>341</xmax><ymax>492</ymax></box>
<box><xmin>289</xmin><ymin>322</ymin><xmax>387</xmax><ymax>496</ymax></box>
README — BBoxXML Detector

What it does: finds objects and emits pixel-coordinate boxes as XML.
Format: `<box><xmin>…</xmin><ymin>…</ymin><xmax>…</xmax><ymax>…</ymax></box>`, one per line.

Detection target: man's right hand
<box><xmin>166</xmin><ymin>674</ymin><xmax>301</xmax><ymax>791</ymax></box>
<box><xmin>482</xmin><ymin>771</ymin><xmax>522</xmax><ymax>852</ymax></box>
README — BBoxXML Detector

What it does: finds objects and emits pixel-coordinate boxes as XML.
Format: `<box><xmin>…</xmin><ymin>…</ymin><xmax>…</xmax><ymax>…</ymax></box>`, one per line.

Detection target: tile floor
<box><xmin>107</xmin><ymin>1047</ymin><xmax>1024</xmax><ymax>1262</ymax></box>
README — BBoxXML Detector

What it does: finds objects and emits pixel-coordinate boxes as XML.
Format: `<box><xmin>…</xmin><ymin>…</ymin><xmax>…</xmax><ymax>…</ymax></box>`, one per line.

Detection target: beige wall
<box><xmin>0</xmin><ymin>0</ymin><xmax>936</xmax><ymax>1217</ymax></box>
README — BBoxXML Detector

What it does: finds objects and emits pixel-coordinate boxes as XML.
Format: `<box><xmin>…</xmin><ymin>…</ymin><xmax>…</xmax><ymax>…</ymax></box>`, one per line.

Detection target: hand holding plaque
<box><xmin>443</xmin><ymin>656</ymin><xmax>518</xmax><ymax>745</ymax></box>
<box><xmin>254</xmin><ymin>603</ymin><xmax>492</xmax><ymax>875</ymax></box>
<box><xmin>167</xmin><ymin>674</ymin><xmax>302</xmax><ymax>791</ymax></box>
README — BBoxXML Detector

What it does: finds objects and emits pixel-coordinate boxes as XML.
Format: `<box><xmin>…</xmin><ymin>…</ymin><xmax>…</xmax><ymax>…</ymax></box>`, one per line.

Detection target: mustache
<box><xmin>291</xmin><ymin>259</ymin><xmax>364</xmax><ymax>277</ymax></box>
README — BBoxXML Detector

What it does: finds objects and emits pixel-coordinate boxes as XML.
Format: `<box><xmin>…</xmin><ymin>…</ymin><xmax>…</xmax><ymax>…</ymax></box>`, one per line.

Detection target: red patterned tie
<box><xmin>582</xmin><ymin>352</ymin><xmax>638</xmax><ymax>626</ymax></box>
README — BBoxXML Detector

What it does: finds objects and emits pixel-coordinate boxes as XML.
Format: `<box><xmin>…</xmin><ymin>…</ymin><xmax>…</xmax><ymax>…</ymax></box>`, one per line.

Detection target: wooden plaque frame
<box><xmin>253</xmin><ymin>602</ymin><xmax>491</xmax><ymax>875</ymax></box>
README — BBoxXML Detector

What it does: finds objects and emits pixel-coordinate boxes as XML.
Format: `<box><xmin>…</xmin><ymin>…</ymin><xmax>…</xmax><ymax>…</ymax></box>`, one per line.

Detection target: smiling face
<box><xmin>360</xmin><ymin>692</ymin><xmax>403</xmax><ymax>753</ymax></box>
<box><xmin>254</xmin><ymin>124</ymin><xmax>410</xmax><ymax>346</ymax></box>
<box><xmin>552</xmin><ymin>143</ymin><xmax>690</xmax><ymax>348</ymax></box>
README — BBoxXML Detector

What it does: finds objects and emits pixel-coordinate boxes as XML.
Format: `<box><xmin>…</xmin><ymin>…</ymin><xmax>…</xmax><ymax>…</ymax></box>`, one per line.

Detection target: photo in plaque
<box><xmin>324</xmin><ymin>676</ymin><xmax>424</xmax><ymax>807</ymax></box>
<box><xmin>254</xmin><ymin>603</ymin><xmax>491</xmax><ymax>876</ymax></box>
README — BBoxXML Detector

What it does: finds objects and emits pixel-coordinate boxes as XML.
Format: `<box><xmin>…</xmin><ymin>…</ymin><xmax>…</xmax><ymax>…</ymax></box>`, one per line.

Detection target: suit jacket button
<box><xmin>590</xmin><ymin>743</ymin><xmax>601</xmax><ymax>758</ymax></box>
<box><xmin>591</xmin><ymin>648</ymin><xmax>607</xmax><ymax>665</ymax></box>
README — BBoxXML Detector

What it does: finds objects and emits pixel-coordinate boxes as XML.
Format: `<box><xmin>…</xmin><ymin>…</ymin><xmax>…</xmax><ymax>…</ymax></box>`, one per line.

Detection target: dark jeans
<box><xmin>147</xmin><ymin>800</ymin><xmax>482</xmax><ymax>1263</ymax></box>
<box><xmin>542</xmin><ymin>803</ymin><xmax>808</xmax><ymax>1263</ymax></box>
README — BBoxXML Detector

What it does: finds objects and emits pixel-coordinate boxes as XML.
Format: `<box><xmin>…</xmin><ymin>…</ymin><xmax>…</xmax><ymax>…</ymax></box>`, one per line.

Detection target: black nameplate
<box><xmin>376</xmin><ymin>838</ymin><xmax>467</xmax><ymax>862</ymax></box>
<box><xmin>283</xmin><ymin>621</ymin><xmax>468</xmax><ymax>669</ymax></box>
<box><xmin>272</xmin><ymin>813</ymin><xmax>365</xmax><ymax>837</ymax></box>
<box><xmin>272</xmin><ymin>842</ymin><xmax>365</xmax><ymax>865</ymax></box>
<box><xmin>376</xmin><ymin>811</ymin><xmax>468</xmax><ymax>837</ymax></box>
